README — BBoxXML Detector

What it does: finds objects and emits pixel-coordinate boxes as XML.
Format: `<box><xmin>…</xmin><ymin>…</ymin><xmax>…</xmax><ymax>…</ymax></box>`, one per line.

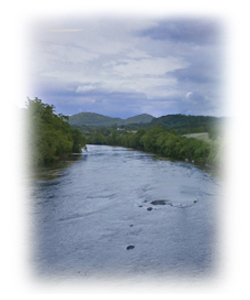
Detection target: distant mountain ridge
<box><xmin>68</xmin><ymin>112</ymin><xmax>225</xmax><ymax>139</ymax></box>
<box><xmin>68</xmin><ymin>112</ymin><xmax>154</xmax><ymax>127</ymax></box>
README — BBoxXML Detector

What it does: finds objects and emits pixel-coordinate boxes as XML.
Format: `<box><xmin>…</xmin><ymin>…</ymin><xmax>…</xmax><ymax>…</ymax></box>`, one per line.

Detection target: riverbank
<box><xmin>88</xmin><ymin>140</ymin><xmax>222</xmax><ymax>178</ymax></box>
<box><xmin>87</xmin><ymin>126</ymin><xmax>222</xmax><ymax>170</ymax></box>
<box><xmin>129</xmin><ymin>148</ymin><xmax>221</xmax><ymax>178</ymax></box>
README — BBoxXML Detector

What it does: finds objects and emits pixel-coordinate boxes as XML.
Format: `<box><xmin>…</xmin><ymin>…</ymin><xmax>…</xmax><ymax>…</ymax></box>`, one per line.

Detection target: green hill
<box><xmin>123</xmin><ymin>114</ymin><xmax>155</xmax><ymax>125</ymax></box>
<box><xmin>68</xmin><ymin>112</ymin><xmax>225</xmax><ymax>140</ymax></box>
<box><xmin>68</xmin><ymin>112</ymin><xmax>154</xmax><ymax>127</ymax></box>
<box><xmin>150</xmin><ymin>114</ymin><xmax>223</xmax><ymax>134</ymax></box>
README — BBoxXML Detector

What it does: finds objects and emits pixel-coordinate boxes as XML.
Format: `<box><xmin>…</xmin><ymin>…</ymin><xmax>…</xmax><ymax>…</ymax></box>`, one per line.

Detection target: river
<box><xmin>29</xmin><ymin>145</ymin><xmax>222</xmax><ymax>285</ymax></box>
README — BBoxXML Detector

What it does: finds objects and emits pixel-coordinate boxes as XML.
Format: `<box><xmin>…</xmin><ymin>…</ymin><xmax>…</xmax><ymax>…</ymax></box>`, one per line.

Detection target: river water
<box><xmin>29</xmin><ymin>145</ymin><xmax>222</xmax><ymax>284</ymax></box>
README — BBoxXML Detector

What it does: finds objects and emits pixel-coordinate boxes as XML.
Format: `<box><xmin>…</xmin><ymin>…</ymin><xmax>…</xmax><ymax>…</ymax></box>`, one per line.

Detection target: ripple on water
<box><xmin>30</xmin><ymin>145</ymin><xmax>219</xmax><ymax>279</ymax></box>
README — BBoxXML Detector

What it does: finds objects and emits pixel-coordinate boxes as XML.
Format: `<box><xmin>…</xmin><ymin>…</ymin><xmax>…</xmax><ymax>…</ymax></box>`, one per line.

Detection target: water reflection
<box><xmin>29</xmin><ymin>153</ymin><xmax>87</xmax><ymax>181</ymax></box>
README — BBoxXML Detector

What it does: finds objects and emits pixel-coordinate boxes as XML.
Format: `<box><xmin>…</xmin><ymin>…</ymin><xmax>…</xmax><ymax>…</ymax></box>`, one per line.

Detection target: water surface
<box><xmin>29</xmin><ymin>145</ymin><xmax>222</xmax><ymax>282</ymax></box>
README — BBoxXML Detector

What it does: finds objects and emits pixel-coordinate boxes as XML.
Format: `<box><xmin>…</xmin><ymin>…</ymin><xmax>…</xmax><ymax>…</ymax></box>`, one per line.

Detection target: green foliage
<box><xmin>86</xmin><ymin>125</ymin><xmax>222</xmax><ymax>168</ymax></box>
<box><xmin>27</xmin><ymin>97</ymin><xmax>86</xmax><ymax>166</ymax></box>
<box><xmin>207</xmin><ymin>138</ymin><xmax>224</xmax><ymax>166</ymax></box>
<box><xmin>26</xmin><ymin>99</ymin><xmax>223</xmax><ymax>170</ymax></box>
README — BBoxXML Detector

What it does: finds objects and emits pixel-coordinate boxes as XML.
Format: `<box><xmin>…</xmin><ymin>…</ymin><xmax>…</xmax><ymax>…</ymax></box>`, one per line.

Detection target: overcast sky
<box><xmin>28</xmin><ymin>17</ymin><xmax>224</xmax><ymax>118</ymax></box>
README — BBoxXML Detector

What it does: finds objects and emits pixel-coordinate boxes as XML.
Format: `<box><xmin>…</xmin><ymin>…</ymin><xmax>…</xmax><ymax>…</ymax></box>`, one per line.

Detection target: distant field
<box><xmin>183</xmin><ymin>132</ymin><xmax>211</xmax><ymax>143</ymax></box>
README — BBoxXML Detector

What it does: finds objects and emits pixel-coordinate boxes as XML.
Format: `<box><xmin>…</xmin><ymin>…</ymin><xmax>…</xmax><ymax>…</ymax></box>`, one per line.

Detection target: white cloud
<box><xmin>112</xmin><ymin>57</ymin><xmax>187</xmax><ymax>77</ymax></box>
<box><xmin>76</xmin><ymin>85</ymin><xmax>96</xmax><ymax>93</ymax></box>
<box><xmin>32</xmin><ymin>18</ymin><xmax>188</xmax><ymax>101</ymax></box>
<box><xmin>30</xmin><ymin>17</ymin><xmax>222</xmax><ymax>117</ymax></box>
<box><xmin>126</xmin><ymin>49</ymin><xmax>151</xmax><ymax>59</ymax></box>
<box><xmin>75</xmin><ymin>71</ymin><xmax>179</xmax><ymax>99</ymax></box>
<box><xmin>185</xmin><ymin>91</ymin><xmax>193</xmax><ymax>99</ymax></box>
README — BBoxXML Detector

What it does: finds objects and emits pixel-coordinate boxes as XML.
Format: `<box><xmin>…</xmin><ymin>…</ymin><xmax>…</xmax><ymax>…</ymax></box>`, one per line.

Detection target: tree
<box><xmin>26</xmin><ymin>98</ymin><xmax>86</xmax><ymax>165</ymax></box>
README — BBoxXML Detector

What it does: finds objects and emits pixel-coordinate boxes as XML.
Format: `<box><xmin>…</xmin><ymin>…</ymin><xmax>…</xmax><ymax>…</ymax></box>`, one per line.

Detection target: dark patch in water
<box><xmin>150</xmin><ymin>200</ymin><xmax>169</xmax><ymax>205</ymax></box>
<box><xmin>126</xmin><ymin>245</ymin><xmax>135</xmax><ymax>250</ymax></box>
<box><xmin>149</xmin><ymin>199</ymin><xmax>199</xmax><ymax>208</ymax></box>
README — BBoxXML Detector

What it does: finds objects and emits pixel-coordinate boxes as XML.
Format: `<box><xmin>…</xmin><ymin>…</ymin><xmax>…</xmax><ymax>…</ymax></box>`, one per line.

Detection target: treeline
<box><xmin>87</xmin><ymin>126</ymin><xmax>223</xmax><ymax>167</ymax></box>
<box><xmin>26</xmin><ymin>98</ymin><xmax>86</xmax><ymax>166</ymax></box>
<box><xmin>25</xmin><ymin>98</ymin><xmax>223</xmax><ymax>170</ymax></box>
<box><xmin>75</xmin><ymin>114</ymin><xmax>225</xmax><ymax>140</ymax></box>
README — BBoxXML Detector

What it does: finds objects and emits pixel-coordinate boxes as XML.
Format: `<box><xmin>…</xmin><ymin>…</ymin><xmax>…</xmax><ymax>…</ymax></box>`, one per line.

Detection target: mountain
<box><xmin>68</xmin><ymin>112</ymin><xmax>154</xmax><ymax>127</ymax></box>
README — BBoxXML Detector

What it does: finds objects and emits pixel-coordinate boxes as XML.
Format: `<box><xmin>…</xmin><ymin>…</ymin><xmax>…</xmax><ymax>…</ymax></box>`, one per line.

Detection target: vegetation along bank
<box><xmin>26</xmin><ymin>98</ymin><xmax>86</xmax><ymax>166</ymax></box>
<box><xmin>25</xmin><ymin>98</ymin><xmax>224</xmax><ymax>172</ymax></box>
<box><xmin>86</xmin><ymin>126</ymin><xmax>223</xmax><ymax>170</ymax></box>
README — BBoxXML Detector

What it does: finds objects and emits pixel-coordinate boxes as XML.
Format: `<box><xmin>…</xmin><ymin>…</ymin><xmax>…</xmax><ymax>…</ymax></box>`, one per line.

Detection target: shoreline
<box><xmin>89</xmin><ymin>143</ymin><xmax>222</xmax><ymax>178</ymax></box>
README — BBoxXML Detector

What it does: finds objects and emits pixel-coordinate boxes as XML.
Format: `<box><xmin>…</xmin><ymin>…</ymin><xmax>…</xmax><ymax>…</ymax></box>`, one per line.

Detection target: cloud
<box><xmin>48</xmin><ymin>29</ymin><xmax>84</xmax><ymax>32</ymax></box>
<box><xmin>112</xmin><ymin>57</ymin><xmax>187</xmax><ymax>77</ymax></box>
<box><xmin>139</xmin><ymin>18</ymin><xmax>221</xmax><ymax>45</ymax></box>
<box><xmin>185</xmin><ymin>92</ymin><xmax>193</xmax><ymax>99</ymax></box>
<box><xmin>29</xmin><ymin>17</ymin><xmax>224</xmax><ymax>118</ymax></box>
<box><xmin>76</xmin><ymin>85</ymin><xmax>96</xmax><ymax>93</ymax></box>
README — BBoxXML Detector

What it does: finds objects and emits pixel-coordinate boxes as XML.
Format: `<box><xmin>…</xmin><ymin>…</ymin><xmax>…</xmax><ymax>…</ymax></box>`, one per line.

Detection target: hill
<box><xmin>150</xmin><ymin>114</ymin><xmax>223</xmax><ymax>135</ymax></box>
<box><xmin>122</xmin><ymin>114</ymin><xmax>155</xmax><ymax>125</ymax></box>
<box><xmin>68</xmin><ymin>112</ymin><xmax>225</xmax><ymax>140</ymax></box>
<box><xmin>68</xmin><ymin>112</ymin><xmax>154</xmax><ymax>127</ymax></box>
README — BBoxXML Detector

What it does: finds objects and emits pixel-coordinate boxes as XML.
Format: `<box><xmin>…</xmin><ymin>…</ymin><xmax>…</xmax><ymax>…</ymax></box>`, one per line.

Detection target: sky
<box><xmin>28</xmin><ymin>16</ymin><xmax>225</xmax><ymax>118</ymax></box>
